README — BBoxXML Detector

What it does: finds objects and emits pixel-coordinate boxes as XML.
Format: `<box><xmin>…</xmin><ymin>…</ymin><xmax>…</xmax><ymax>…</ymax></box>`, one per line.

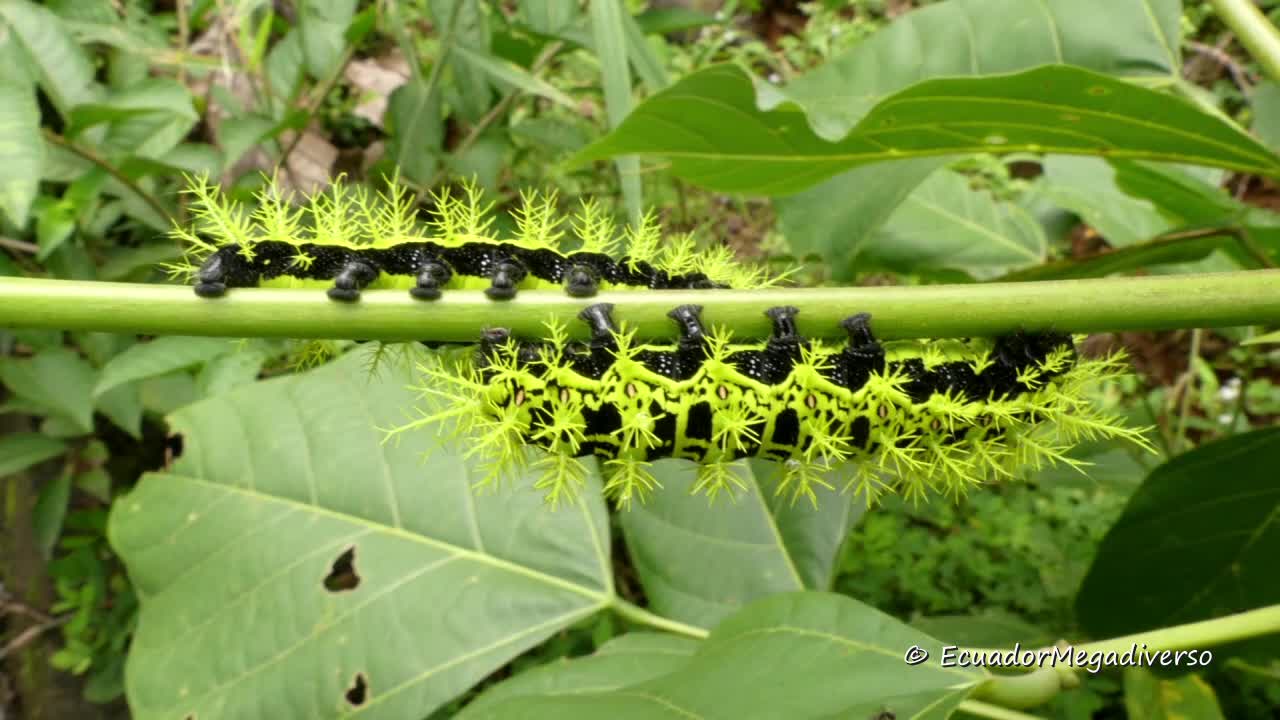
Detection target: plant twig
<box><xmin>0</xmin><ymin>237</ymin><xmax>39</xmax><ymax>254</ymax></box>
<box><xmin>1174</xmin><ymin>328</ymin><xmax>1204</xmax><ymax>453</ymax></box>
<box><xmin>40</xmin><ymin>130</ymin><xmax>176</xmax><ymax>227</ymax></box>
<box><xmin>3</xmin><ymin>271</ymin><xmax>1280</xmax><ymax>342</ymax></box>
<box><xmin>1211</xmin><ymin>0</ymin><xmax>1280</xmax><ymax>84</ymax></box>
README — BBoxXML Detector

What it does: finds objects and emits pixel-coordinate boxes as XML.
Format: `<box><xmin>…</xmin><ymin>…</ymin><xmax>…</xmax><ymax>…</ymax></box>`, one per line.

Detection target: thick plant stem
<box><xmin>1212</xmin><ymin>0</ymin><xmax>1280</xmax><ymax>83</ymax></box>
<box><xmin>612</xmin><ymin>600</ymin><xmax>709</xmax><ymax>639</ymax></box>
<box><xmin>2</xmin><ymin>271</ymin><xmax>1280</xmax><ymax>341</ymax></box>
<box><xmin>973</xmin><ymin>604</ymin><xmax>1280</xmax><ymax>709</ymax></box>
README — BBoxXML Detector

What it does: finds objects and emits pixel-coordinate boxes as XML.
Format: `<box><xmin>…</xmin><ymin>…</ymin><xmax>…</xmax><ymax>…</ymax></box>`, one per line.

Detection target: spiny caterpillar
<box><xmin>399</xmin><ymin>304</ymin><xmax>1148</xmax><ymax>507</ymax></box>
<box><xmin>167</xmin><ymin>177</ymin><xmax>778</xmax><ymax>300</ymax></box>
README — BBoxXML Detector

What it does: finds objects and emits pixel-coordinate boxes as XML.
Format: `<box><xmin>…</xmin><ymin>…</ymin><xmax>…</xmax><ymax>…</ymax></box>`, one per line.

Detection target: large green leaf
<box><xmin>0</xmin><ymin>347</ymin><xmax>97</xmax><ymax>434</ymax></box>
<box><xmin>774</xmin><ymin>0</ymin><xmax>1182</xmax><ymax>267</ymax></box>
<box><xmin>620</xmin><ymin>459</ymin><xmax>864</xmax><ymax>628</ymax></box>
<box><xmin>109</xmin><ymin>347</ymin><xmax>614</xmax><ymax>719</ymax></box>
<box><xmin>92</xmin><ymin>336</ymin><xmax>237</xmax><ymax>399</ymax></box>
<box><xmin>459</xmin><ymin>592</ymin><xmax>986</xmax><ymax>719</ymax></box>
<box><xmin>780</xmin><ymin>0</ymin><xmax>1179</xmax><ymax>141</ymax></box>
<box><xmin>459</xmin><ymin>633</ymin><xmax>698</xmax><ymax>717</ymax></box>
<box><xmin>0</xmin><ymin>80</ymin><xmax>42</xmax><ymax>227</ymax></box>
<box><xmin>0</xmin><ymin>0</ymin><xmax>99</xmax><ymax>116</ymax></box>
<box><xmin>849</xmin><ymin>169</ymin><xmax>1047</xmax><ymax>278</ymax></box>
<box><xmin>572</xmin><ymin>64</ymin><xmax>1280</xmax><ymax>196</ymax></box>
<box><xmin>1076</xmin><ymin>428</ymin><xmax>1280</xmax><ymax>657</ymax></box>
<box><xmin>66</xmin><ymin>78</ymin><xmax>198</xmax><ymax>159</ymax></box>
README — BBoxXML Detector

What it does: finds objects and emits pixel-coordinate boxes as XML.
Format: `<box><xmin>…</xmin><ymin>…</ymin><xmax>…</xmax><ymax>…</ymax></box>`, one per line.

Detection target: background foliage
<box><xmin>2</xmin><ymin>1</ymin><xmax>1280</xmax><ymax>719</ymax></box>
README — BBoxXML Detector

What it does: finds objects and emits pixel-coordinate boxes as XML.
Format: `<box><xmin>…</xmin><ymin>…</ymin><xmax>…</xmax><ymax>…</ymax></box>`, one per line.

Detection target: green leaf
<box><xmin>460</xmin><ymin>634</ymin><xmax>698</xmax><ymax>717</ymax></box>
<box><xmin>109</xmin><ymin>346</ymin><xmax>613</xmax><ymax>719</ymax></box>
<box><xmin>634</xmin><ymin>7</ymin><xmax>719</xmax><ymax>36</ymax></box>
<box><xmin>777</xmin><ymin>157</ymin><xmax>950</xmax><ymax>274</ymax></box>
<box><xmin>33</xmin><ymin>195</ymin><xmax>76</xmax><ymax>260</ymax></box>
<box><xmin>195</xmin><ymin>348</ymin><xmax>267</xmax><ymax>399</ymax></box>
<box><xmin>911</xmin><ymin>611</ymin><xmax>1055</xmax><ymax>649</ymax></box>
<box><xmin>460</xmin><ymin>593</ymin><xmax>986</xmax><ymax>719</ymax></box>
<box><xmin>1039</xmin><ymin>156</ymin><xmax>1179</xmax><ymax>248</ymax></box>
<box><xmin>387</xmin><ymin>78</ymin><xmax>443</xmax><ymax>185</ymax></box>
<box><xmin>1123</xmin><ymin>667</ymin><xmax>1225</xmax><ymax>720</ymax></box>
<box><xmin>0</xmin><ymin>81</ymin><xmax>43</xmax><ymax>227</ymax></box>
<box><xmin>1076</xmin><ymin>427</ymin><xmax>1280</xmax><ymax>658</ymax></box>
<box><xmin>776</xmin><ymin>0</ymin><xmax>1181</xmax><ymax>265</ymax></box>
<box><xmin>96</xmin><ymin>382</ymin><xmax>143</xmax><ymax>439</ymax></box>
<box><xmin>432</xmin><ymin>0</ymin><xmax>492</xmax><ymax>121</ymax></box>
<box><xmin>854</xmin><ymin>169</ymin><xmax>1046</xmax><ymax>278</ymax></box>
<box><xmin>92</xmin><ymin>337</ymin><xmax>236</xmax><ymax>399</ymax></box>
<box><xmin>620</xmin><ymin>460</ymin><xmax>864</xmax><ymax>628</ymax></box>
<box><xmin>1252</xmin><ymin>80</ymin><xmax>1280</xmax><ymax>151</ymax></box>
<box><xmin>0</xmin><ymin>0</ymin><xmax>99</xmax><ymax>115</ymax></box>
<box><xmin>1243</xmin><ymin>329</ymin><xmax>1280</xmax><ymax>346</ymax></box>
<box><xmin>781</xmin><ymin>0</ymin><xmax>1180</xmax><ymax>141</ymax></box>
<box><xmin>0</xmin><ymin>433</ymin><xmax>68</xmax><ymax>477</ymax></box>
<box><xmin>449</xmin><ymin>43</ymin><xmax>575</xmax><ymax>109</ymax></box>
<box><xmin>218</xmin><ymin>114</ymin><xmax>279</xmax><ymax>168</ymax></box>
<box><xmin>33</xmin><ymin>468</ymin><xmax>73</xmax><ymax>559</ymax></box>
<box><xmin>572</xmin><ymin>64</ymin><xmax>1280</xmax><ymax>196</ymax></box>
<box><xmin>0</xmin><ymin>347</ymin><xmax>97</xmax><ymax>434</ymax></box>
<box><xmin>68</xmin><ymin>78</ymin><xmax>199</xmax><ymax>159</ymax></box>
<box><xmin>297</xmin><ymin>0</ymin><xmax>357</xmax><ymax>80</ymax></box>
<box><xmin>589</xmin><ymin>0</ymin><xmax>643</xmax><ymax>226</ymax></box>
<box><xmin>620</xmin><ymin>5</ymin><xmax>667</xmax><ymax>91</ymax></box>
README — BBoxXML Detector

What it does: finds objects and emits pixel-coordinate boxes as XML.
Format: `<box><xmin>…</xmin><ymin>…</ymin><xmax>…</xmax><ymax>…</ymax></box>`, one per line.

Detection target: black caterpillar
<box><xmin>406</xmin><ymin>304</ymin><xmax>1145</xmax><ymax>506</ymax></box>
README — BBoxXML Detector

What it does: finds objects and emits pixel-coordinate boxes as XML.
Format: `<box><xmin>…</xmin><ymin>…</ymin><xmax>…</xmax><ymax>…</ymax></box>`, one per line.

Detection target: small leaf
<box><xmin>387</xmin><ymin>78</ymin><xmax>443</xmax><ymax>185</ymax></box>
<box><xmin>34</xmin><ymin>196</ymin><xmax>76</xmax><ymax>260</ymax></box>
<box><xmin>0</xmin><ymin>433</ymin><xmax>68</xmax><ymax>477</ymax></box>
<box><xmin>0</xmin><ymin>347</ymin><xmax>97</xmax><ymax>434</ymax></box>
<box><xmin>33</xmin><ymin>469</ymin><xmax>73</xmax><ymax>559</ymax></box>
<box><xmin>459</xmin><ymin>593</ymin><xmax>986</xmax><ymax>719</ymax></box>
<box><xmin>1243</xmin><ymin>329</ymin><xmax>1280</xmax><ymax>346</ymax></box>
<box><xmin>1123</xmin><ymin>667</ymin><xmax>1225</xmax><ymax>720</ymax></box>
<box><xmin>0</xmin><ymin>81</ymin><xmax>43</xmax><ymax>227</ymax></box>
<box><xmin>297</xmin><ymin>0</ymin><xmax>357</xmax><ymax>80</ymax></box>
<box><xmin>572</xmin><ymin>64</ymin><xmax>1280</xmax><ymax>195</ymax></box>
<box><xmin>93</xmin><ymin>337</ymin><xmax>236</xmax><ymax>399</ymax></box>
<box><xmin>0</xmin><ymin>0</ymin><xmax>99</xmax><ymax>115</ymax></box>
<box><xmin>460</xmin><ymin>634</ymin><xmax>698</xmax><ymax>717</ymax></box>
<box><xmin>620</xmin><ymin>459</ymin><xmax>864</xmax><ymax>628</ymax></box>
<box><xmin>449</xmin><ymin>43</ymin><xmax>575</xmax><ymax>108</ymax></box>
<box><xmin>1076</xmin><ymin>427</ymin><xmax>1280</xmax><ymax>660</ymax></box>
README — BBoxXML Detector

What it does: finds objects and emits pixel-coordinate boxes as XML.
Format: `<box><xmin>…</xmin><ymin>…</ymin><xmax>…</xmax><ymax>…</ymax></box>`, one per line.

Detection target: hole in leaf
<box><xmin>324</xmin><ymin>547</ymin><xmax>360</xmax><ymax>593</ymax></box>
<box><xmin>870</xmin><ymin>711</ymin><xmax>895</xmax><ymax>720</ymax></box>
<box><xmin>345</xmin><ymin>673</ymin><xmax>368</xmax><ymax>706</ymax></box>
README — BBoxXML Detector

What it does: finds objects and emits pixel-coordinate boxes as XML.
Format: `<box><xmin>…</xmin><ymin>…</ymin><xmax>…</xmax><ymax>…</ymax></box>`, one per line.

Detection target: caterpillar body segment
<box><xmin>414</xmin><ymin>304</ymin><xmax>1147</xmax><ymax>507</ymax></box>
<box><xmin>172</xmin><ymin>179</ymin><xmax>766</xmax><ymax>302</ymax></box>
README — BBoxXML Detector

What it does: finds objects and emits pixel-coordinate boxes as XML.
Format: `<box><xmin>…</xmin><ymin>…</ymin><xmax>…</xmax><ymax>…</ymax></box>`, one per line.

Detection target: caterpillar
<box><xmin>401</xmin><ymin>304</ymin><xmax>1147</xmax><ymax>507</ymax></box>
<box><xmin>168</xmin><ymin>177</ymin><xmax>777</xmax><ymax>300</ymax></box>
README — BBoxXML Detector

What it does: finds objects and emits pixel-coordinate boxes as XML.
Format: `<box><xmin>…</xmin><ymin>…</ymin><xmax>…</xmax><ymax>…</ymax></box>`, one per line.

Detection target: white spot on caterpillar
<box><xmin>626</xmin><ymin>383</ymin><xmax>638</xmax><ymax>398</ymax></box>
<box><xmin>717</xmin><ymin>385</ymin><xmax>729</xmax><ymax>400</ymax></box>
<box><xmin>805</xmin><ymin>395</ymin><xmax>817</xmax><ymax>409</ymax></box>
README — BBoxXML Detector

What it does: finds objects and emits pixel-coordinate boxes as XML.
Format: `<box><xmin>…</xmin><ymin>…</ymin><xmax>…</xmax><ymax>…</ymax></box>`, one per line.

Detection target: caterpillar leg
<box><xmin>564</xmin><ymin>264</ymin><xmax>600</xmax><ymax>298</ymax></box>
<box><xmin>577</xmin><ymin>302</ymin><xmax>617</xmax><ymax>347</ymax></box>
<box><xmin>485</xmin><ymin>258</ymin><xmax>528</xmax><ymax>300</ymax></box>
<box><xmin>194</xmin><ymin>252</ymin><xmax>231</xmax><ymax>298</ymax></box>
<box><xmin>410</xmin><ymin>259</ymin><xmax>453</xmax><ymax>301</ymax></box>
<box><xmin>839</xmin><ymin>312</ymin><xmax>886</xmax><ymax>390</ymax></box>
<box><xmin>326</xmin><ymin>259</ymin><xmax>379</xmax><ymax>302</ymax></box>
<box><xmin>667</xmin><ymin>304</ymin><xmax>707</xmax><ymax>348</ymax></box>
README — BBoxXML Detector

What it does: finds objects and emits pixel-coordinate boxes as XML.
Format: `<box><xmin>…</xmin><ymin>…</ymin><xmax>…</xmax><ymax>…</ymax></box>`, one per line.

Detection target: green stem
<box><xmin>40</xmin><ymin>130</ymin><xmax>176</xmax><ymax>227</ymax></box>
<box><xmin>611</xmin><ymin>599</ymin><xmax>709</xmax><ymax>639</ymax></box>
<box><xmin>956</xmin><ymin>700</ymin><xmax>1047</xmax><ymax>720</ymax></box>
<box><xmin>972</xmin><ymin>604</ymin><xmax>1280</xmax><ymax>709</ymax></box>
<box><xmin>1211</xmin><ymin>0</ymin><xmax>1280</xmax><ymax>83</ymax></box>
<box><xmin>3</xmin><ymin>271</ymin><xmax>1280</xmax><ymax>341</ymax></box>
